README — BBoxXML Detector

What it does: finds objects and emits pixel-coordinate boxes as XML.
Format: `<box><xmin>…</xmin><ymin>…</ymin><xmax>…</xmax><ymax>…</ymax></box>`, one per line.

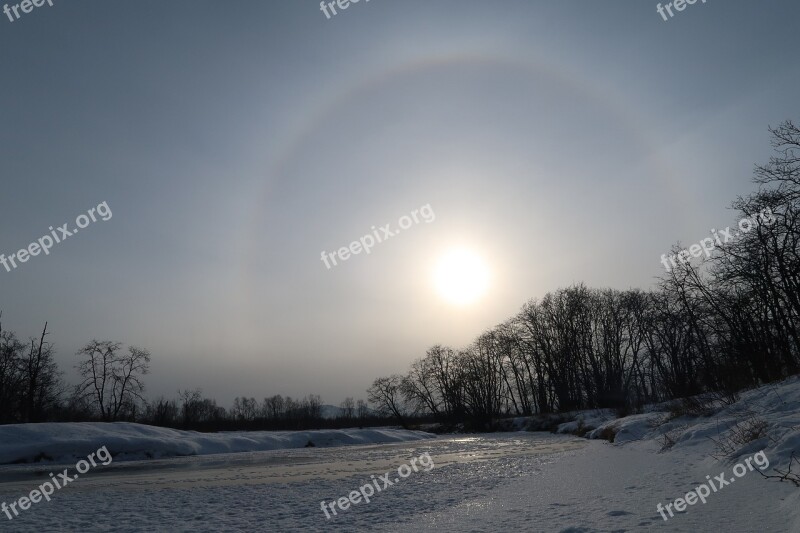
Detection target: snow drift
<box><xmin>583</xmin><ymin>375</ymin><xmax>800</xmax><ymax>457</ymax></box>
<box><xmin>0</xmin><ymin>423</ymin><xmax>436</xmax><ymax>465</ymax></box>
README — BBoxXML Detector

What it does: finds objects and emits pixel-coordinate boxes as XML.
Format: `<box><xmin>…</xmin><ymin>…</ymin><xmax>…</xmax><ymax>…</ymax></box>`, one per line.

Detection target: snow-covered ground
<box><xmin>403</xmin><ymin>434</ymin><xmax>798</xmax><ymax>532</ymax></box>
<box><xmin>589</xmin><ymin>377</ymin><xmax>800</xmax><ymax>456</ymax></box>
<box><xmin>0</xmin><ymin>431</ymin><xmax>795</xmax><ymax>532</ymax></box>
<box><xmin>0</xmin><ymin>423</ymin><xmax>434</xmax><ymax>464</ymax></box>
<box><xmin>1</xmin><ymin>377</ymin><xmax>798</xmax><ymax>531</ymax></box>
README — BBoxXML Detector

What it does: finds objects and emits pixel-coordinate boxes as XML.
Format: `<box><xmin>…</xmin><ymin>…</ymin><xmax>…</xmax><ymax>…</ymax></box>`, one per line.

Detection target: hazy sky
<box><xmin>1</xmin><ymin>0</ymin><xmax>798</xmax><ymax>406</ymax></box>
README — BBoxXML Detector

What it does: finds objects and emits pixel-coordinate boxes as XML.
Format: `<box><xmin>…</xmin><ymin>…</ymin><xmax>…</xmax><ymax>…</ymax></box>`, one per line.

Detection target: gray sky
<box><xmin>1</xmin><ymin>0</ymin><xmax>798</xmax><ymax>406</ymax></box>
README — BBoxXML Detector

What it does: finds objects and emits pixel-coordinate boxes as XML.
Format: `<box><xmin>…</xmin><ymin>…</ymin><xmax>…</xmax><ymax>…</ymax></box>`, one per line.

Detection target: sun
<box><xmin>433</xmin><ymin>248</ymin><xmax>491</xmax><ymax>306</ymax></box>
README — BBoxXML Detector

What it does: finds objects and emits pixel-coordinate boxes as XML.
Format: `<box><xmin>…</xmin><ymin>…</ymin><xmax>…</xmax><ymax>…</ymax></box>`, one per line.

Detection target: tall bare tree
<box><xmin>367</xmin><ymin>375</ymin><xmax>408</xmax><ymax>428</ymax></box>
<box><xmin>76</xmin><ymin>341</ymin><xmax>151</xmax><ymax>421</ymax></box>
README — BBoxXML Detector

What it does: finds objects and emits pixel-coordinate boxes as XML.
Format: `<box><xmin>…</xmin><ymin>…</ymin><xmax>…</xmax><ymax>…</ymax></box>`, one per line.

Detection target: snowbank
<box><xmin>538</xmin><ymin>376</ymin><xmax>800</xmax><ymax>530</ymax></box>
<box><xmin>0</xmin><ymin>422</ymin><xmax>435</xmax><ymax>465</ymax></box>
<box><xmin>584</xmin><ymin>375</ymin><xmax>800</xmax><ymax>460</ymax></box>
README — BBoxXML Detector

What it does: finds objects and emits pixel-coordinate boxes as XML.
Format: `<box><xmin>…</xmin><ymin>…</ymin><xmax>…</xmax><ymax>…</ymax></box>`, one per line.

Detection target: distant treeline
<box><xmin>0</xmin><ymin>328</ymin><xmax>386</xmax><ymax>430</ymax></box>
<box><xmin>368</xmin><ymin>120</ymin><xmax>800</xmax><ymax>430</ymax></box>
<box><xmin>143</xmin><ymin>392</ymin><xmax>385</xmax><ymax>431</ymax></box>
<box><xmin>0</xmin><ymin>318</ymin><xmax>404</xmax><ymax>430</ymax></box>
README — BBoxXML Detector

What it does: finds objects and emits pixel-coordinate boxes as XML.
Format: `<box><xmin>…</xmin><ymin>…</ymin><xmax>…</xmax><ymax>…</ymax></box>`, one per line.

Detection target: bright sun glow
<box><xmin>433</xmin><ymin>248</ymin><xmax>491</xmax><ymax>306</ymax></box>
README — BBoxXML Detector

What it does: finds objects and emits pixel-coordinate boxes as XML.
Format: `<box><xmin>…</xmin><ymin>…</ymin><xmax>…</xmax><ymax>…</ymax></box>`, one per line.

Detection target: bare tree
<box><xmin>401</xmin><ymin>357</ymin><xmax>441</xmax><ymax>418</ymax></box>
<box><xmin>263</xmin><ymin>394</ymin><xmax>285</xmax><ymax>420</ymax></box>
<box><xmin>340</xmin><ymin>397</ymin><xmax>355</xmax><ymax>419</ymax></box>
<box><xmin>367</xmin><ymin>375</ymin><xmax>408</xmax><ymax>428</ymax></box>
<box><xmin>0</xmin><ymin>315</ymin><xmax>25</xmax><ymax>423</ymax></box>
<box><xmin>147</xmin><ymin>396</ymin><xmax>178</xmax><ymax>426</ymax></box>
<box><xmin>20</xmin><ymin>322</ymin><xmax>63</xmax><ymax>422</ymax></box>
<box><xmin>302</xmin><ymin>394</ymin><xmax>323</xmax><ymax>420</ymax></box>
<box><xmin>232</xmin><ymin>396</ymin><xmax>258</xmax><ymax>421</ymax></box>
<box><xmin>178</xmin><ymin>388</ymin><xmax>204</xmax><ymax>427</ymax></box>
<box><xmin>76</xmin><ymin>341</ymin><xmax>151</xmax><ymax>421</ymax></box>
<box><xmin>356</xmin><ymin>399</ymin><xmax>369</xmax><ymax>420</ymax></box>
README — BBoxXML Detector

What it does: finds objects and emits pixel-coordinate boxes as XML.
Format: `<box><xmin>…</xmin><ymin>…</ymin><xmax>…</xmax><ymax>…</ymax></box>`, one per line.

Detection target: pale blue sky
<box><xmin>1</xmin><ymin>0</ymin><xmax>798</xmax><ymax>404</ymax></box>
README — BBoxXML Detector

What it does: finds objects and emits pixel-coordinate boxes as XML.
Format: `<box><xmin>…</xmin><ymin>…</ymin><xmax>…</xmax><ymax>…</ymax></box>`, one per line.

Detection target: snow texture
<box><xmin>0</xmin><ymin>423</ymin><xmax>435</xmax><ymax>464</ymax></box>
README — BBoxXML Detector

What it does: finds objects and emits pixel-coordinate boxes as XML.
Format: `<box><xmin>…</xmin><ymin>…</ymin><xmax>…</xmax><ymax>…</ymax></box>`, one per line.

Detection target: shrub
<box><xmin>665</xmin><ymin>395</ymin><xmax>716</xmax><ymax>422</ymax></box>
<box><xmin>659</xmin><ymin>426</ymin><xmax>686</xmax><ymax>452</ymax></box>
<box><xmin>596</xmin><ymin>425</ymin><xmax>618</xmax><ymax>443</ymax></box>
<box><xmin>709</xmin><ymin>415</ymin><xmax>771</xmax><ymax>459</ymax></box>
<box><xmin>575</xmin><ymin>418</ymin><xmax>589</xmax><ymax>437</ymax></box>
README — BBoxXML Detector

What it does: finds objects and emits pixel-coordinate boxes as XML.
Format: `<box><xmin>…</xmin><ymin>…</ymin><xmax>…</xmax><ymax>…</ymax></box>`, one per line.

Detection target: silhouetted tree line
<box><xmin>0</xmin><ymin>326</ymin><xmax>154</xmax><ymax>424</ymax></box>
<box><xmin>0</xmin><ymin>323</ymin><xmax>378</xmax><ymax>430</ymax></box>
<box><xmin>143</xmin><ymin>392</ymin><xmax>376</xmax><ymax>431</ymax></box>
<box><xmin>0</xmin><ymin>327</ymin><xmax>386</xmax><ymax>429</ymax></box>
<box><xmin>369</xmin><ymin>120</ymin><xmax>800</xmax><ymax>429</ymax></box>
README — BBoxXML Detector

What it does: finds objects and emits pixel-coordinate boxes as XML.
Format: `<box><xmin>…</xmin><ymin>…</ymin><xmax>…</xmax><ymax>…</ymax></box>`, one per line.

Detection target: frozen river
<box><xmin>0</xmin><ymin>432</ymin><xmax>792</xmax><ymax>532</ymax></box>
<box><xmin>0</xmin><ymin>433</ymin><xmax>584</xmax><ymax>531</ymax></box>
